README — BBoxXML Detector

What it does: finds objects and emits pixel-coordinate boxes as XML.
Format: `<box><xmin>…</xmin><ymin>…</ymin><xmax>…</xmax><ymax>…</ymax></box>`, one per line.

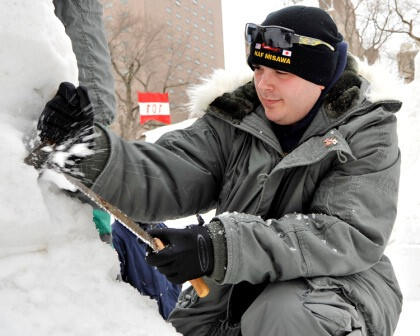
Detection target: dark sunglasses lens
<box><xmin>263</xmin><ymin>29</ymin><xmax>291</xmax><ymax>48</ymax></box>
<box><xmin>245</xmin><ymin>24</ymin><xmax>258</xmax><ymax>43</ymax></box>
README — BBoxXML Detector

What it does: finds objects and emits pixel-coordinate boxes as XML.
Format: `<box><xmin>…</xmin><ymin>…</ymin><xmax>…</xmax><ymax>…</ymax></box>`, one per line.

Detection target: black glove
<box><xmin>37</xmin><ymin>82</ymin><xmax>94</xmax><ymax>145</ymax></box>
<box><xmin>146</xmin><ymin>225</ymin><xmax>214</xmax><ymax>284</ymax></box>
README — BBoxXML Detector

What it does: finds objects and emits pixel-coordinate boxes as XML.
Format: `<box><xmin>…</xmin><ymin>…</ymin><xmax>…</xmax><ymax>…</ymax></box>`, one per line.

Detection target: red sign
<box><xmin>138</xmin><ymin>92</ymin><xmax>171</xmax><ymax>124</ymax></box>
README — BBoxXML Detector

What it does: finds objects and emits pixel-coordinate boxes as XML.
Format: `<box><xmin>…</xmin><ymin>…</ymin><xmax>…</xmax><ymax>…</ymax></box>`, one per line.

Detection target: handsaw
<box><xmin>24</xmin><ymin>141</ymin><xmax>210</xmax><ymax>298</ymax></box>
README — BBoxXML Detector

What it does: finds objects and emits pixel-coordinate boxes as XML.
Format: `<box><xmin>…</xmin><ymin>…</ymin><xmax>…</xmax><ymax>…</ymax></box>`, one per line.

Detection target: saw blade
<box><xmin>24</xmin><ymin>139</ymin><xmax>210</xmax><ymax>297</ymax></box>
<box><xmin>63</xmin><ymin>174</ymin><xmax>159</xmax><ymax>251</ymax></box>
<box><xmin>24</xmin><ymin>140</ymin><xmax>158</xmax><ymax>250</ymax></box>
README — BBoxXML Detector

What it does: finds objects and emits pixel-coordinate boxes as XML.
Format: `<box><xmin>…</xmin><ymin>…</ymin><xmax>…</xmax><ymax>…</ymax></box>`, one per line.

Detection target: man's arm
<box><xmin>53</xmin><ymin>0</ymin><xmax>116</xmax><ymax>126</ymax></box>
<box><xmin>85</xmin><ymin>116</ymin><xmax>231</xmax><ymax>222</ymax></box>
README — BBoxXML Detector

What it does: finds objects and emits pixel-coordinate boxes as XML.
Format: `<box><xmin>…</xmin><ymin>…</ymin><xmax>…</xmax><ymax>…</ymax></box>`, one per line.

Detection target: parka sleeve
<box><xmin>213</xmin><ymin>109</ymin><xmax>401</xmax><ymax>285</ymax></box>
<box><xmin>89</xmin><ymin>115</ymin><xmax>231</xmax><ymax>222</ymax></box>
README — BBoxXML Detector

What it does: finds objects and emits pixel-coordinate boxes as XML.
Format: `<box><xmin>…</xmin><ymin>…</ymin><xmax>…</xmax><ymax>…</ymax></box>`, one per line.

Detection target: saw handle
<box><xmin>153</xmin><ymin>238</ymin><xmax>210</xmax><ymax>298</ymax></box>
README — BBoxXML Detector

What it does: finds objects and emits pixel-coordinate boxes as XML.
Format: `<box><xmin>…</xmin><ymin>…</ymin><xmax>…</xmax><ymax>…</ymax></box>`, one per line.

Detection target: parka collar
<box><xmin>193</xmin><ymin>54</ymin><xmax>401</xmax><ymax>145</ymax></box>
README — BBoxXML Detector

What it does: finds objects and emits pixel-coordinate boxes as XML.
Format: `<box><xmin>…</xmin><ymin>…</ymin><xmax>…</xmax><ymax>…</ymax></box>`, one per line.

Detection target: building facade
<box><xmin>101</xmin><ymin>0</ymin><xmax>224</xmax><ymax>124</ymax></box>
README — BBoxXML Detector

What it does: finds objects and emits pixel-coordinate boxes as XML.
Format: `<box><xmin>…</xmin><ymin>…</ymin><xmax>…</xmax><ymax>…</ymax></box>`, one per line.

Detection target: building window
<box><xmin>192</xmin><ymin>0</ymin><xmax>198</xmax><ymax>4</ymax></box>
<box><xmin>166</xmin><ymin>7</ymin><xmax>172</xmax><ymax>13</ymax></box>
<box><xmin>104</xmin><ymin>3</ymin><xmax>113</xmax><ymax>8</ymax></box>
<box><xmin>176</xmin><ymin>13</ymin><xmax>182</xmax><ymax>19</ymax></box>
<box><xmin>175</xmin><ymin>0</ymin><xmax>181</xmax><ymax>6</ymax></box>
<box><xmin>176</xmin><ymin>25</ymin><xmax>182</xmax><ymax>31</ymax></box>
<box><xmin>185</xmin><ymin>18</ymin><xmax>190</xmax><ymax>24</ymax></box>
<box><xmin>120</xmin><ymin>0</ymin><xmax>128</xmax><ymax>3</ymax></box>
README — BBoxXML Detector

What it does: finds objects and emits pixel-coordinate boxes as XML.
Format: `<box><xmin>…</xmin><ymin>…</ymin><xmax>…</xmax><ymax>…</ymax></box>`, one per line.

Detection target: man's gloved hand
<box><xmin>146</xmin><ymin>225</ymin><xmax>214</xmax><ymax>284</ymax></box>
<box><xmin>37</xmin><ymin>82</ymin><xmax>94</xmax><ymax>145</ymax></box>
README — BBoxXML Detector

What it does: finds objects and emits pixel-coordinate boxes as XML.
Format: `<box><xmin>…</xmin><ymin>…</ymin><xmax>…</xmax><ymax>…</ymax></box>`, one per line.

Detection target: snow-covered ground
<box><xmin>0</xmin><ymin>1</ymin><xmax>418</xmax><ymax>335</ymax></box>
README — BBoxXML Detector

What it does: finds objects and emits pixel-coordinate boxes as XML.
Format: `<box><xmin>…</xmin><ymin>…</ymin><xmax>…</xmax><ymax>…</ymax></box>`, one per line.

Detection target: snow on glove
<box><xmin>146</xmin><ymin>225</ymin><xmax>214</xmax><ymax>284</ymax></box>
<box><xmin>37</xmin><ymin>82</ymin><xmax>94</xmax><ymax>146</ymax></box>
<box><xmin>36</xmin><ymin>82</ymin><xmax>95</xmax><ymax>170</ymax></box>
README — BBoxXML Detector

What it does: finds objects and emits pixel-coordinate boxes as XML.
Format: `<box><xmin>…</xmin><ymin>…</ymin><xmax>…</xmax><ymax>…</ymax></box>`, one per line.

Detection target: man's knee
<box><xmin>240</xmin><ymin>279</ymin><xmax>366</xmax><ymax>336</ymax></box>
<box><xmin>241</xmin><ymin>279</ymin><xmax>309</xmax><ymax>335</ymax></box>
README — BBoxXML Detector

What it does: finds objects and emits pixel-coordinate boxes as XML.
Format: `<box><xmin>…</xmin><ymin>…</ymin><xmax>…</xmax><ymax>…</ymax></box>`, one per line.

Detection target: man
<box><xmin>37</xmin><ymin>5</ymin><xmax>402</xmax><ymax>336</ymax></box>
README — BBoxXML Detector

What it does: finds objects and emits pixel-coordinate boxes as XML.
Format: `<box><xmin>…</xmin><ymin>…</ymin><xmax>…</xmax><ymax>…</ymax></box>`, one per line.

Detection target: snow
<box><xmin>0</xmin><ymin>0</ymin><xmax>419</xmax><ymax>335</ymax></box>
<box><xmin>0</xmin><ymin>1</ymin><xmax>178</xmax><ymax>335</ymax></box>
<box><xmin>385</xmin><ymin>53</ymin><xmax>420</xmax><ymax>336</ymax></box>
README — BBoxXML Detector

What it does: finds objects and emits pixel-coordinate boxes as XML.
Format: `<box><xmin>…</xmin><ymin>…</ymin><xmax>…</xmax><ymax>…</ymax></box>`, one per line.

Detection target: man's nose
<box><xmin>257</xmin><ymin>70</ymin><xmax>275</xmax><ymax>91</ymax></box>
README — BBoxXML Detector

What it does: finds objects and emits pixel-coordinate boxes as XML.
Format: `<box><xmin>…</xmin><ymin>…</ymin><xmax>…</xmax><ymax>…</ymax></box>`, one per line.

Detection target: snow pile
<box><xmin>0</xmin><ymin>0</ymin><xmax>78</xmax><ymax>258</ymax></box>
<box><xmin>0</xmin><ymin>1</ymin><xmax>178</xmax><ymax>335</ymax></box>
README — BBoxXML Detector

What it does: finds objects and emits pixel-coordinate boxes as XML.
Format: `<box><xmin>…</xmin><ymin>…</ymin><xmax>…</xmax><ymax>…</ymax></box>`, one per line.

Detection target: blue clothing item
<box><xmin>112</xmin><ymin>221</ymin><xmax>181</xmax><ymax>320</ymax></box>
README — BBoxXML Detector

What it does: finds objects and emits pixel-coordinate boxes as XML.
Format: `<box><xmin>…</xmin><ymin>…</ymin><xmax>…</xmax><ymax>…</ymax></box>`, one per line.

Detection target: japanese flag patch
<box><xmin>282</xmin><ymin>50</ymin><xmax>292</xmax><ymax>57</ymax></box>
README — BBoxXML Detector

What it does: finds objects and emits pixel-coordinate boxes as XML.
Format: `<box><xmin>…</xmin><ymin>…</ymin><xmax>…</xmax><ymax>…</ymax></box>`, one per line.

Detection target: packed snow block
<box><xmin>0</xmin><ymin>0</ymin><xmax>78</xmax><ymax>130</ymax></box>
<box><xmin>0</xmin><ymin>0</ymin><xmax>77</xmax><ymax>258</ymax></box>
<box><xmin>0</xmin><ymin>2</ymin><xmax>180</xmax><ymax>334</ymax></box>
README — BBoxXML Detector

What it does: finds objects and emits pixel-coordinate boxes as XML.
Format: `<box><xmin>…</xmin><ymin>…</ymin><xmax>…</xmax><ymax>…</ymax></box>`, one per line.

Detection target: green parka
<box><xmin>84</xmin><ymin>57</ymin><xmax>402</xmax><ymax>335</ymax></box>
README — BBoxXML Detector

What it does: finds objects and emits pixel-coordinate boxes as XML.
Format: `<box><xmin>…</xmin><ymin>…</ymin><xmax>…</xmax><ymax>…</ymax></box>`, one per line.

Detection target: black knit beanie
<box><xmin>247</xmin><ymin>6</ymin><xmax>343</xmax><ymax>86</ymax></box>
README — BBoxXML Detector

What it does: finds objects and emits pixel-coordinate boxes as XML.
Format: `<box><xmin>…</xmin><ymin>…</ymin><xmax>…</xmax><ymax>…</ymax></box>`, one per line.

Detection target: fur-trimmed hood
<box><xmin>187</xmin><ymin>54</ymin><xmax>402</xmax><ymax>123</ymax></box>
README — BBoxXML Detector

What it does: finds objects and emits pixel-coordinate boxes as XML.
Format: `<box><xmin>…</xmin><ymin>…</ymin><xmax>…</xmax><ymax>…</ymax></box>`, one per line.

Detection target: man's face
<box><xmin>253</xmin><ymin>65</ymin><xmax>325</xmax><ymax>125</ymax></box>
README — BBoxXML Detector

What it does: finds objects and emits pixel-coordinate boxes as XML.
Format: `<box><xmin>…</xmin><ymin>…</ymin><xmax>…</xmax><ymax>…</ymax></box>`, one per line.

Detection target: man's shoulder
<box><xmin>205</xmin><ymin>81</ymin><xmax>260</xmax><ymax>124</ymax></box>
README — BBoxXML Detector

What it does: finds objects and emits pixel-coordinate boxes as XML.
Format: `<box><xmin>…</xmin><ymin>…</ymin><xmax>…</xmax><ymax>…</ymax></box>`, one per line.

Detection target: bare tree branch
<box><xmin>104</xmin><ymin>9</ymin><xmax>203</xmax><ymax>139</ymax></box>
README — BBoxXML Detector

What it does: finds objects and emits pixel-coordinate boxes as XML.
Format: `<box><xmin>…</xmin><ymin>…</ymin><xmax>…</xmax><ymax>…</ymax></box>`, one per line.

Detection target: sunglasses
<box><xmin>245</xmin><ymin>23</ymin><xmax>335</xmax><ymax>52</ymax></box>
